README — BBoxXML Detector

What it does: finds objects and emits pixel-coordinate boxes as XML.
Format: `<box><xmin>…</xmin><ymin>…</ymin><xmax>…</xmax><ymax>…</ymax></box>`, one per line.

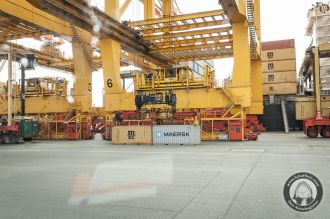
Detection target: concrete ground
<box><xmin>0</xmin><ymin>132</ymin><xmax>329</xmax><ymax>219</ymax></box>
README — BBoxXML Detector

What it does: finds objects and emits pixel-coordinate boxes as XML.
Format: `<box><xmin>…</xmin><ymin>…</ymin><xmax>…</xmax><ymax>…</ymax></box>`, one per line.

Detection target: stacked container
<box><xmin>112</xmin><ymin>126</ymin><xmax>152</xmax><ymax>145</ymax></box>
<box><xmin>306</xmin><ymin>3</ymin><xmax>330</xmax><ymax>94</ymax></box>
<box><xmin>112</xmin><ymin>125</ymin><xmax>201</xmax><ymax>145</ymax></box>
<box><xmin>153</xmin><ymin>125</ymin><xmax>201</xmax><ymax>145</ymax></box>
<box><xmin>261</xmin><ymin>39</ymin><xmax>297</xmax><ymax>95</ymax></box>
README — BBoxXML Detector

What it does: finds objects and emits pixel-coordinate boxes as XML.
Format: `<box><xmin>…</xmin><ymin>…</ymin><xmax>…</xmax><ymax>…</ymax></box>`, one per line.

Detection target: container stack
<box><xmin>261</xmin><ymin>39</ymin><xmax>297</xmax><ymax>96</ymax></box>
<box><xmin>112</xmin><ymin>125</ymin><xmax>201</xmax><ymax>145</ymax></box>
<box><xmin>306</xmin><ymin>2</ymin><xmax>330</xmax><ymax>94</ymax></box>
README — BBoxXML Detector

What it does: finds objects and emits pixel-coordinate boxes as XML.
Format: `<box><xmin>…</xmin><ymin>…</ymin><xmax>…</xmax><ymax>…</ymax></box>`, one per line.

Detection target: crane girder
<box><xmin>25</xmin><ymin>0</ymin><xmax>169</xmax><ymax>67</ymax></box>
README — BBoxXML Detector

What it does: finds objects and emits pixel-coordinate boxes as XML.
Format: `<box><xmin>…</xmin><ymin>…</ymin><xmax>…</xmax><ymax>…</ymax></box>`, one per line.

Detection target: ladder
<box><xmin>247</xmin><ymin>0</ymin><xmax>258</xmax><ymax>60</ymax></box>
<box><xmin>70</xmin><ymin>24</ymin><xmax>96</xmax><ymax>70</ymax></box>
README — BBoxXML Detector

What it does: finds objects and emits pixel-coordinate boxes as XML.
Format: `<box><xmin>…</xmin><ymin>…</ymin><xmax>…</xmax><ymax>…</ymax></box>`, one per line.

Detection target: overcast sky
<box><xmin>0</xmin><ymin>0</ymin><xmax>323</xmax><ymax>106</ymax></box>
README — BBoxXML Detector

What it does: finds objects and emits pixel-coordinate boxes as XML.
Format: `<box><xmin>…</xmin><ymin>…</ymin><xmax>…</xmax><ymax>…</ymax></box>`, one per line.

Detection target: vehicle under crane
<box><xmin>0</xmin><ymin>0</ymin><xmax>264</xmax><ymax>141</ymax></box>
<box><xmin>297</xmin><ymin>44</ymin><xmax>330</xmax><ymax>138</ymax></box>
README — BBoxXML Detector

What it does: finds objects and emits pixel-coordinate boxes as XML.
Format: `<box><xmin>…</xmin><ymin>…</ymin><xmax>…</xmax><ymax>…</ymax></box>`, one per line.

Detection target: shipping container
<box><xmin>263</xmin><ymin>83</ymin><xmax>297</xmax><ymax>95</ymax></box>
<box><xmin>262</xmin><ymin>60</ymin><xmax>296</xmax><ymax>72</ymax></box>
<box><xmin>262</xmin><ymin>71</ymin><xmax>297</xmax><ymax>84</ymax></box>
<box><xmin>261</xmin><ymin>48</ymin><xmax>296</xmax><ymax>61</ymax></box>
<box><xmin>295</xmin><ymin>97</ymin><xmax>316</xmax><ymax>120</ymax></box>
<box><xmin>261</xmin><ymin>39</ymin><xmax>295</xmax><ymax>50</ymax></box>
<box><xmin>153</xmin><ymin>125</ymin><xmax>201</xmax><ymax>145</ymax></box>
<box><xmin>295</xmin><ymin>97</ymin><xmax>330</xmax><ymax>120</ymax></box>
<box><xmin>112</xmin><ymin>126</ymin><xmax>152</xmax><ymax>145</ymax></box>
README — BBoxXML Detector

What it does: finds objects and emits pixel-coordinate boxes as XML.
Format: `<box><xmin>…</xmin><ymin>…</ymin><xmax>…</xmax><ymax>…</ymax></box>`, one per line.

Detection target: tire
<box><xmin>307</xmin><ymin>127</ymin><xmax>318</xmax><ymax>138</ymax></box>
<box><xmin>23</xmin><ymin>138</ymin><xmax>32</xmax><ymax>142</ymax></box>
<box><xmin>9</xmin><ymin>133</ymin><xmax>18</xmax><ymax>144</ymax></box>
<box><xmin>320</xmin><ymin>127</ymin><xmax>330</xmax><ymax>138</ymax></box>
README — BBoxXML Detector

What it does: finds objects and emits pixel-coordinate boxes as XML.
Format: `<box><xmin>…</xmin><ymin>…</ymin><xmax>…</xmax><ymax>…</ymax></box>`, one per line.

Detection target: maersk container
<box><xmin>112</xmin><ymin>126</ymin><xmax>152</xmax><ymax>145</ymax></box>
<box><xmin>153</xmin><ymin>125</ymin><xmax>201</xmax><ymax>145</ymax></box>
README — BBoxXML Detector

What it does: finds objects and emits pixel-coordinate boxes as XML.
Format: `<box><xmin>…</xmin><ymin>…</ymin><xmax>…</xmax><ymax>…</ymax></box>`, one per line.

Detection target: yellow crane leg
<box><xmin>162</xmin><ymin>0</ymin><xmax>174</xmax><ymax>17</ymax></box>
<box><xmin>101</xmin><ymin>0</ymin><xmax>135</xmax><ymax>112</ymax></box>
<box><xmin>249</xmin><ymin>59</ymin><xmax>263</xmax><ymax>114</ymax></box>
<box><xmin>144</xmin><ymin>0</ymin><xmax>155</xmax><ymax>19</ymax></box>
<box><xmin>230</xmin><ymin>22</ymin><xmax>252</xmax><ymax>108</ymax></box>
<box><xmin>71</xmin><ymin>41</ymin><xmax>92</xmax><ymax>112</ymax></box>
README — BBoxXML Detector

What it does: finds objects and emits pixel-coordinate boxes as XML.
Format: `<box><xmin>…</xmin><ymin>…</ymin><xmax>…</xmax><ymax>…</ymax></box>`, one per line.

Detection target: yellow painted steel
<box><xmin>71</xmin><ymin>40</ymin><xmax>92</xmax><ymax>112</ymax></box>
<box><xmin>101</xmin><ymin>0</ymin><xmax>135</xmax><ymax>112</ymax></box>
<box><xmin>249</xmin><ymin>59</ymin><xmax>263</xmax><ymax>114</ymax></box>
<box><xmin>0</xmin><ymin>0</ymin><xmax>264</xmax><ymax>126</ymax></box>
<box><xmin>162</xmin><ymin>0</ymin><xmax>174</xmax><ymax>17</ymax></box>
<box><xmin>0</xmin><ymin>0</ymin><xmax>91</xmax><ymax>44</ymax></box>
<box><xmin>230</xmin><ymin>22</ymin><xmax>252</xmax><ymax>108</ymax></box>
<box><xmin>144</xmin><ymin>0</ymin><xmax>155</xmax><ymax>19</ymax></box>
<box><xmin>136</xmin><ymin>67</ymin><xmax>215</xmax><ymax>90</ymax></box>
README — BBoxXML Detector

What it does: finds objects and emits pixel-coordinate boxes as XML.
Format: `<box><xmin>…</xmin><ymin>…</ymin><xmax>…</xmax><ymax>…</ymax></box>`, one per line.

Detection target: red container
<box><xmin>229</xmin><ymin>121</ymin><xmax>243</xmax><ymax>141</ymax></box>
<box><xmin>261</xmin><ymin>39</ymin><xmax>295</xmax><ymax>50</ymax></box>
<box><xmin>67</xmin><ymin>123</ymin><xmax>78</xmax><ymax>140</ymax></box>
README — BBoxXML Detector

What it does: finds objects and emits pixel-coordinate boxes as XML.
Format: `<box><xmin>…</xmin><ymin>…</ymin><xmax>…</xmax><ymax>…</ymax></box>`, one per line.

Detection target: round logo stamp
<box><xmin>320</xmin><ymin>4</ymin><xmax>330</xmax><ymax>13</ymax></box>
<box><xmin>283</xmin><ymin>172</ymin><xmax>323</xmax><ymax>212</ymax></box>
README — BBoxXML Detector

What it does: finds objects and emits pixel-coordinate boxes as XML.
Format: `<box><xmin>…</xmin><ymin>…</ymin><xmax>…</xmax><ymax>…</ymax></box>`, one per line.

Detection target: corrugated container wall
<box><xmin>261</xmin><ymin>39</ymin><xmax>297</xmax><ymax>95</ymax></box>
<box><xmin>153</xmin><ymin>125</ymin><xmax>201</xmax><ymax>145</ymax></box>
<box><xmin>112</xmin><ymin>126</ymin><xmax>152</xmax><ymax>145</ymax></box>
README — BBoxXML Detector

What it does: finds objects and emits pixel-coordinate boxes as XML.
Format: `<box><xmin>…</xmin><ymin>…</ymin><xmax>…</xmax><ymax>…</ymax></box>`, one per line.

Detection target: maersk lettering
<box><xmin>164</xmin><ymin>132</ymin><xmax>190</xmax><ymax>137</ymax></box>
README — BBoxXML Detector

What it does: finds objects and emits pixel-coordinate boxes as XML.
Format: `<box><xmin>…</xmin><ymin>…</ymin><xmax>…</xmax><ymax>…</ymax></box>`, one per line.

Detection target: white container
<box><xmin>153</xmin><ymin>125</ymin><xmax>201</xmax><ymax>145</ymax></box>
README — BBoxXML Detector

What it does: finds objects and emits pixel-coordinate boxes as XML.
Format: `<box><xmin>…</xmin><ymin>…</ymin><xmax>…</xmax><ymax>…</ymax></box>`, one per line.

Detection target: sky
<box><xmin>0</xmin><ymin>0</ymin><xmax>324</xmax><ymax>106</ymax></box>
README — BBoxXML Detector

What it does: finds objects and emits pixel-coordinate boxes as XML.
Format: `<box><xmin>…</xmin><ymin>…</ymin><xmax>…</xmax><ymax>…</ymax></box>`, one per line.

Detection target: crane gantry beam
<box><xmin>25</xmin><ymin>0</ymin><xmax>234</xmax><ymax>64</ymax></box>
<box><xmin>25</xmin><ymin>0</ymin><xmax>168</xmax><ymax>67</ymax></box>
<box><xmin>0</xmin><ymin>0</ymin><xmax>158</xmax><ymax>70</ymax></box>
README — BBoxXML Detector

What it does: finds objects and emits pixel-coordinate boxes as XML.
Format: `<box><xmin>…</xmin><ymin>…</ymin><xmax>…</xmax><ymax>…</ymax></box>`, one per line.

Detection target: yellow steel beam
<box><xmin>162</xmin><ymin>0</ymin><xmax>174</xmax><ymax>17</ymax></box>
<box><xmin>26</xmin><ymin>0</ymin><xmax>168</xmax><ymax>67</ymax></box>
<box><xmin>219</xmin><ymin>0</ymin><xmax>246</xmax><ymax>23</ymax></box>
<box><xmin>0</xmin><ymin>0</ymin><xmax>163</xmax><ymax>68</ymax></box>
<box><xmin>172</xmin><ymin>54</ymin><xmax>232</xmax><ymax>62</ymax></box>
<box><xmin>129</xmin><ymin>9</ymin><xmax>225</xmax><ymax>26</ymax></box>
<box><xmin>253</xmin><ymin>0</ymin><xmax>261</xmax><ymax>39</ymax></box>
<box><xmin>152</xmin><ymin>35</ymin><xmax>233</xmax><ymax>48</ymax></box>
<box><xmin>144</xmin><ymin>0</ymin><xmax>156</xmax><ymax>19</ymax></box>
<box><xmin>0</xmin><ymin>0</ymin><xmax>91</xmax><ymax>43</ymax></box>
<box><xmin>0</xmin><ymin>32</ymin><xmax>45</xmax><ymax>41</ymax></box>
<box><xmin>118</xmin><ymin>0</ymin><xmax>132</xmax><ymax>18</ymax></box>
<box><xmin>0</xmin><ymin>42</ymin><xmax>72</xmax><ymax>72</ymax></box>
<box><xmin>143</xmin><ymin>27</ymin><xmax>232</xmax><ymax>41</ymax></box>
<box><xmin>139</xmin><ymin>20</ymin><xmax>228</xmax><ymax>34</ymax></box>
<box><xmin>101</xmin><ymin>0</ymin><xmax>124</xmax><ymax>115</ymax></box>
<box><xmin>151</xmin><ymin>41</ymin><xmax>232</xmax><ymax>53</ymax></box>
<box><xmin>230</xmin><ymin>22</ymin><xmax>251</xmax><ymax>107</ymax></box>
<box><xmin>71</xmin><ymin>40</ymin><xmax>92</xmax><ymax>112</ymax></box>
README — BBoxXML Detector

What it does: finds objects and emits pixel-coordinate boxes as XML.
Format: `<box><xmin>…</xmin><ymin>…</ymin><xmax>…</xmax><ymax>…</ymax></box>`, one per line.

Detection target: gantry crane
<box><xmin>0</xmin><ymin>0</ymin><xmax>263</xmax><ymax>141</ymax></box>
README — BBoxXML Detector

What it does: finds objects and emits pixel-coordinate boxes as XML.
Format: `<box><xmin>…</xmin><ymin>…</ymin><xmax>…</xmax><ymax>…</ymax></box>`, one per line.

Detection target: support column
<box><xmin>101</xmin><ymin>0</ymin><xmax>135</xmax><ymax>111</ymax></box>
<box><xmin>7</xmin><ymin>48</ymin><xmax>12</xmax><ymax>125</ymax></box>
<box><xmin>230</xmin><ymin>22</ymin><xmax>252</xmax><ymax>108</ymax></box>
<box><xmin>162</xmin><ymin>0</ymin><xmax>174</xmax><ymax>17</ymax></box>
<box><xmin>72</xmin><ymin>40</ymin><xmax>92</xmax><ymax>112</ymax></box>
<box><xmin>102</xmin><ymin>0</ymin><xmax>122</xmax><ymax>108</ymax></box>
<box><xmin>249</xmin><ymin>59</ymin><xmax>263</xmax><ymax>114</ymax></box>
<box><xmin>144</xmin><ymin>0</ymin><xmax>155</xmax><ymax>19</ymax></box>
